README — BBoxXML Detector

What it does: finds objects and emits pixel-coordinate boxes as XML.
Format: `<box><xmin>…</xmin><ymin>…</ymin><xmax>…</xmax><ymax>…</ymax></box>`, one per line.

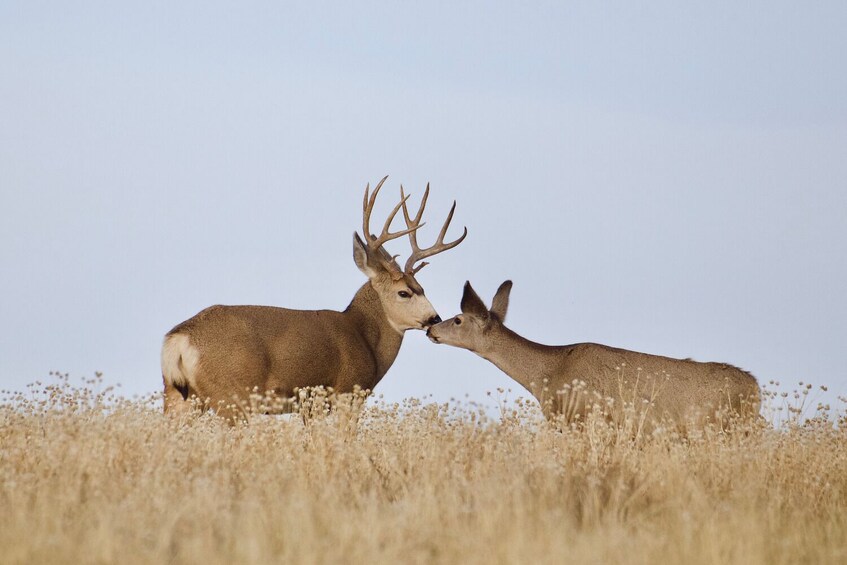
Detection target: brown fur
<box><xmin>163</xmin><ymin>283</ymin><xmax>404</xmax><ymax>419</ymax></box>
<box><xmin>162</xmin><ymin>178</ymin><xmax>466</xmax><ymax>420</ymax></box>
<box><xmin>428</xmin><ymin>281</ymin><xmax>761</xmax><ymax>431</ymax></box>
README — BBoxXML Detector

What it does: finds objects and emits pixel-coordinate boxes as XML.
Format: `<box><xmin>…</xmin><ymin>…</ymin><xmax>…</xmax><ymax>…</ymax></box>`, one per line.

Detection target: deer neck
<box><xmin>477</xmin><ymin>325</ymin><xmax>561</xmax><ymax>395</ymax></box>
<box><xmin>345</xmin><ymin>283</ymin><xmax>404</xmax><ymax>381</ymax></box>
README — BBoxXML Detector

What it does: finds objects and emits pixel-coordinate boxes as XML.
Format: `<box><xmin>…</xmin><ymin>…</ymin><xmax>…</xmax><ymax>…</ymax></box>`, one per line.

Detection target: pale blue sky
<box><xmin>2</xmin><ymin>2</ymin><xmax>845</xmax><ymax>411</ymax></box>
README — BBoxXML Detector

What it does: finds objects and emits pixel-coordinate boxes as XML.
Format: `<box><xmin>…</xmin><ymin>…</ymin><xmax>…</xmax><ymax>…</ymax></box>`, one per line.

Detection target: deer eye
<box><xmin>398</xmin><ymin>291</ymin><xmax>411</xmax><ymax>299</ymax></box>
<box><xmin>454</xmin><ymin>317</ymin><xmax>462</xmax><ymax>325</ymax></box>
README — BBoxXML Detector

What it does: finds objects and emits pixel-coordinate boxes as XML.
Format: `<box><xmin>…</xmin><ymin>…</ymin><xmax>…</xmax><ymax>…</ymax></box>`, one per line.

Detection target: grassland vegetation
<box><xmin>1</xmin><ymin>373</ymin><xmax>845</xmax><ymax>564</ymax></box>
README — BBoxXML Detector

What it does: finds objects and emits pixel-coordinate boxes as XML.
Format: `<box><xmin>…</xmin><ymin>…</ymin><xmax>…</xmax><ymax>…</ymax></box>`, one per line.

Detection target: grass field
<box><xmin>1</xmin><ymin>374</ymin><xmax>846</xmax><ymax>564</ymax></box>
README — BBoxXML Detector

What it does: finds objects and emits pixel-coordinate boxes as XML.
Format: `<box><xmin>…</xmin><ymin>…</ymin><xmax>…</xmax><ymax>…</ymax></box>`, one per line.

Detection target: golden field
<box><xmin>1</xmin><ymin>374</ymin><xmax>846</xmax><ymax>565</ymax></box>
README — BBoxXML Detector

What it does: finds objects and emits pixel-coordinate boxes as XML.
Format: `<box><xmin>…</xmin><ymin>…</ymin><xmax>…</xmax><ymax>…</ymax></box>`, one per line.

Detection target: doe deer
<box><xmin>162</xmin><ymin>176</ymin><xmax>466</xmax><ymax>419</ymax></box>
<box><xmin>427</xmin><ymin>281</ymin><xmax>760</xmax><ymax>431</ymax></box>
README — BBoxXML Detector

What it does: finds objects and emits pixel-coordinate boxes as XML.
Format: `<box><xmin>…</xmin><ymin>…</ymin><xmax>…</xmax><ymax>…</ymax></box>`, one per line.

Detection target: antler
<box><xmin>361</xmin><ymin>176</ymin><xmax>426</xmax><ymax>279</ymax></box>
<box><xmin>401</xmin><ymin>183</ymin><xmax>468</xmax><ymax>275</ymax></box>
<box><xmin>362</xmin><ymin>175</ymin><xmax>424</xmax><ymax>251</ymax></box>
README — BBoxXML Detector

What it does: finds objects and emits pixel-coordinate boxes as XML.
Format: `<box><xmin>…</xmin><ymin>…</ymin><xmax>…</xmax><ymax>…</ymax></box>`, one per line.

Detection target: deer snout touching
<box><xmin>426</xmin><ymin>314</ymin><xmax>442</xmax><ymax>326</ymax></box>
<box><xmin>426</xmin><ymin>319</ymin><xmax>449</xmax><ymax>343</ymax></box>
<box><xmin>426</xmin><ymin>316</ymin><xmax>465</xmax><ymax>345</ymax></box>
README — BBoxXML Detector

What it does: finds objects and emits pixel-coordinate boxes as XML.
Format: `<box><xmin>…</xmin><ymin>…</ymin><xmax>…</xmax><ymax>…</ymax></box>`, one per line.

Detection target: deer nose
<box><xmin>427</xmin><ymin>314</ymin><xmax>442</xmax><ymax>326</ymax></box>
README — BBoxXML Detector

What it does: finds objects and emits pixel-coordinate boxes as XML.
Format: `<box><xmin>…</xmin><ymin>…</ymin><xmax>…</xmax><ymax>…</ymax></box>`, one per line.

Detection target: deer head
<box><xmin>426</xmin><ymin>280</ymin><xmax>513</xmax><ymax>351</ymax></box>
<box><xmin>352</xmin><ymin>176</ymin><xmax>467</xmax><ymax>333</ymax></box>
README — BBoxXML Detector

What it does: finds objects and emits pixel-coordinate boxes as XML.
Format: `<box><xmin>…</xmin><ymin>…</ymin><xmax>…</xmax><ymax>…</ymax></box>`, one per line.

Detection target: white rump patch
<box><xmin>161</xmin><ymin>333</ymin><xmax>200</xmax><ymax>390</ymax></box>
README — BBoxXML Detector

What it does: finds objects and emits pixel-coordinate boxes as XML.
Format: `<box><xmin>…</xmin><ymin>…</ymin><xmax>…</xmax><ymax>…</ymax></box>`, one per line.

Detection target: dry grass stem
<box><xmin>1</xmin><ymin>374</ymin><xmax>845</xmax><ymax>564</ymax></box>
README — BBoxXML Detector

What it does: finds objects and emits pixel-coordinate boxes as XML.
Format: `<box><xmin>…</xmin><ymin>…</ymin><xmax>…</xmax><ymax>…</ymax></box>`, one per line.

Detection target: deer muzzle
<box><xmin>423</xmin><ymin>314</ymin><xmax>442</xmax><ymax>329</ymax></box>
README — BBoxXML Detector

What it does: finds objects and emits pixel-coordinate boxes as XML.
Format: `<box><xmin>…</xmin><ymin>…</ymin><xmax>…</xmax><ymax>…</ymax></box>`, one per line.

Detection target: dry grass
<box><xmin>1</xmin><ymin>374</ymin><xmax>846</xmax><ymax>565</ymax></box>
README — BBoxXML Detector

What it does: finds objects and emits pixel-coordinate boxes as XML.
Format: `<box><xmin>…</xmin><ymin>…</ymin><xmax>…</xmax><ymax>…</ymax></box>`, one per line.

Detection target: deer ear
<box><xmin>353</xmin><ymin>233</ymin><xmax>381</xmax><ymax>279</ymax></box>
<box><xmin>490</xmin><ymin>280</ymin><xmax>512</xmax><ymax>322</ymax></box>
<box><xmin>460</xmin><ymin>281</ymin><xmax>489</xmax><ymax>318</ymax></box>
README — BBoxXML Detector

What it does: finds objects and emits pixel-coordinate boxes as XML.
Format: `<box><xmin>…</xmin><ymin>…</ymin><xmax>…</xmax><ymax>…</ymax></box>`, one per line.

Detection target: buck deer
<box><xmin>161</xmin><ymin>176</ymin><xmax>466</xmax><ymax>419</ymax></box>
<box><xmin>427</xmin><ymin>281</ymin><xmax>761</xmax><ymax>431</ymax></box>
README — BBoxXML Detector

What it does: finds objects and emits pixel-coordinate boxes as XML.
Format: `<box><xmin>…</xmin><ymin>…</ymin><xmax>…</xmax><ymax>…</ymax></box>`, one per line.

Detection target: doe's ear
<box><xmin>490</xmin><ymin>280</ymin><xmax>513</xmax><ymax>321</ymax></box>
<box><xmin>460</xmin><ymin>281</ymin><xmax>489</xmax><ymax>318</ymax></box>
<box><xmin>353</xmin><ymin>232</ymin><xmax>380</xmax><ymax>279</ymax></box>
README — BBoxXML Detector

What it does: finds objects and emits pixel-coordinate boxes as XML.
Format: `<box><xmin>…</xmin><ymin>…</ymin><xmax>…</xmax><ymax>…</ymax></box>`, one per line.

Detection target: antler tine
<box><xmin>404</xmin><ymin>194</ymin><xmax>468</xmax><ymax>275</ymax></box>
<box><xmin>362</xmin><ymin>175</ymin><xmax>389</xmax><ymax>244</ymax></box>
<box><xmin>362</xmin><ymin>176</ymin><xmax>424</xmax><ymax>253</ymax></box>
<box><xmin>372</xmin><ymin>193</ymin><xmax>424</xmax><ymax>248</ymax></box>
<box><xmin>400</xmin><ymin>183</ymin><xmax>429</xmax><ymax>237</ymax></box>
